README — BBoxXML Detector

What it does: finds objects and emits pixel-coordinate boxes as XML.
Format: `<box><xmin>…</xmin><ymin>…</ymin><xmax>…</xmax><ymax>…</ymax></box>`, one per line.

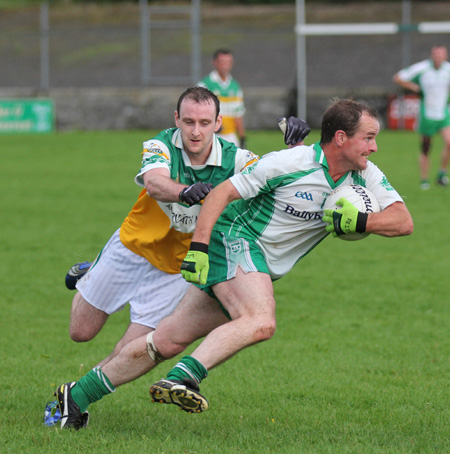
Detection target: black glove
<box><xmin>179</xmin><ymin>182</ymin><xmax>213</xmax><ymax>206</ymax></box>
<box><xmin>239</xmin><ymin>137</ymin><xmax>246</xmax><ymax>149</ymax></box>
<box><xmin>279</xmin><ymin>116</ymin><xmax>311</xmax><ymax>145</ymax></box>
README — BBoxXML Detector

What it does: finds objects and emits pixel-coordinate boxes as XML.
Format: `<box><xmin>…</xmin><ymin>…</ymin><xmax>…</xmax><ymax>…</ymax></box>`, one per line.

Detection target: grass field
<box><xmin>1</xmin><ymin>128</ymin><xmax>449</xmax><ymax>453</ymax></box>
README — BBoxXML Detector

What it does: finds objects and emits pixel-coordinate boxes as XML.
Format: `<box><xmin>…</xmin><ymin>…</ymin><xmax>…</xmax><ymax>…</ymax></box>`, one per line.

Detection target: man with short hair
<box><xmin>47</xmin><ymin>86</ymin><xmax>310</xmax><ymax>429</ymax></box>
<box><xmin>198</xmin><ymin>48</ymin><xmax>246</xmax><ymax>148</ymax></box>
<box><xmin>146</xmin><ymin>98</ymin><xmax>414</xmax><ymax>413</ymax></box>
<box><xmin>393</xmin><ymin>45</ymin><xmax>450</xmax><ymax>189</ymax></box>
<box><xmin>49</xmin><ymin>99</ymin><xmax>413</xmax><ymax>428</ymax></box>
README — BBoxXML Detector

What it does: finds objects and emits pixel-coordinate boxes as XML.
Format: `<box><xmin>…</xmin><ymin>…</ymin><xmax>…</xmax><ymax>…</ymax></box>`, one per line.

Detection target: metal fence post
<box><xmin>296</xmin><ymin>0</ymin><xmax>307</xmax><ymax>119</ymax></box>
<box><xmin>40</xmin><ymin>1</ymin><xmax>50</xmax><ymax>91</ymax></box>
<box><xmin>401</xmin><ymin>0</ymin><xmax>412</xmax><ymax>68</ymax></box>
<box><xmin>191</xmin><ymin>0</ymin><xmax>201</xmax><ymax>84</ymax></box>
<box><xmin>140</xmin><ymin>0</ymin><xmax>150</xmax><ymax>86</ymax></box>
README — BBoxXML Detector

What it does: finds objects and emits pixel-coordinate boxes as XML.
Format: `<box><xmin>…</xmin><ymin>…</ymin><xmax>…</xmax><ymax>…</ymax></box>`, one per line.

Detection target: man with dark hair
<box><xmin>50</xmin><ymin>99</ymin><xmax>413</xmax><ymax>427</ymax></box>
<box><xmin>145</xmin><ymin>98</ymin><xmax>414</xmax><ymax>413</ymax></box>
<box><xmin>47</xmin><ymin>86</ymin><xmax>310</xmax><ymax>429</ymax></box>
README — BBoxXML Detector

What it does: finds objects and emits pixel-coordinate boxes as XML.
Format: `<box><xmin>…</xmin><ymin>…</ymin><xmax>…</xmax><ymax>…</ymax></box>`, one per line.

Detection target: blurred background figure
<box><xmin>198</xmin><ymin>48</ymin><xmax>246</xmax><ymax>148</ymax></box>
<box><xmin>393</xmin><ymin>45</ymin><xmax>450</xmax><ymax>190</ymax></box>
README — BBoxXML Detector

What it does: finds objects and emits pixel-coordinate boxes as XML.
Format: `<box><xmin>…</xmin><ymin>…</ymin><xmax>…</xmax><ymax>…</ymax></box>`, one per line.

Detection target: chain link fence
<box><xmin>1</xmin><ymin>2</ymin><xmax>449</xmax><ymax>129</ymax></box>
<box><xmin>1</xmin><ymin>2</ymin><xmax>449</xmax><ymax>90</ymax></box>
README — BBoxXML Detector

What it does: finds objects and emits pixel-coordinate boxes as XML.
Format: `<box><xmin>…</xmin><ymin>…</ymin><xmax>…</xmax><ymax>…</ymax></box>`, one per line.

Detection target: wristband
<box><xmin>356</xmin><ymin>212</ymin><xmax>368</xmax><ymax>233</ymax></box>
<box><xmin>189</xmin><ymin>241</ymin><xmax>209</xmax><ymax>254</ymax></box>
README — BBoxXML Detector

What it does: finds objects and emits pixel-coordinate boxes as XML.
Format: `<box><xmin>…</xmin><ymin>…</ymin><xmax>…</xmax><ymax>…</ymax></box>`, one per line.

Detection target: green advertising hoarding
<box><xmin>0</xmin><ymin>99</ymin><xmax>54</xmax><ymax>133</ymax></box>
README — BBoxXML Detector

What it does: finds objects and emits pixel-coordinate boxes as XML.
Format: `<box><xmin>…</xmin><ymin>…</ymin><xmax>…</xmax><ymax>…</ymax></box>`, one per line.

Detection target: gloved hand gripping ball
<box><xmin>322</xmin><ymin>184</ymin><xmax>380</xmax><ymax>241</ymax></box>
<box><xmin>323</xmin><ymin>198</ymin><xmax>368</xmax><ymax>237</ymax></box>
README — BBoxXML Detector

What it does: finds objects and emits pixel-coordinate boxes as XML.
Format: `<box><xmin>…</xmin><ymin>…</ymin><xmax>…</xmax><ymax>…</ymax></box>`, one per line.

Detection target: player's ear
<box><xmin>174</xmin><ymin>110</ymin><xmax>180</xmax><ymax>127</ymax></box>
<box><xmin>215</xmin><ymin>114</ymin><xmax>223</xmax><ymax>133</ymax></box>
<box><xmin>335</xmin><ymin>130</ymin><xmax>347</xmax><ymax>146</ymax></box>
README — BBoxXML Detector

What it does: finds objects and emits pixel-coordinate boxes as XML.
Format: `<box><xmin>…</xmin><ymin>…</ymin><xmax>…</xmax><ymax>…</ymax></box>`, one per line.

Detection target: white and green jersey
<box><xmin>398</xmin><ymin>59</ymin><xmax>450</xmax><ymax>120</ymax></box>
<box><xmin>213</xmin><ymin>143</ymin><xmax>403</xmax><ymax>280</ymax></box>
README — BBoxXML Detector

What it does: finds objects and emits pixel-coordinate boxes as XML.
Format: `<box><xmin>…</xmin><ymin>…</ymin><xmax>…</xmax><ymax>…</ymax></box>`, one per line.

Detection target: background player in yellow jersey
<box><xmin>48</xmin><ymin>86</ymin><xmax>310</xmax><ymax>429</ymax></box>
<box><xmin>198</xmin><ymin>48</ymin><xmax>246</xmax><ymax>148</ymax></box>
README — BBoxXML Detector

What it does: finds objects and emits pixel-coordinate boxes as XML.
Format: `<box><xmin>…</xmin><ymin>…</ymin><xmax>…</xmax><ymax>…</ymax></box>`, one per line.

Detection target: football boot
<box><xmin>149</xmin><ymin>378</ymin><xmax>208</xmax><ymax>413</ymax></box>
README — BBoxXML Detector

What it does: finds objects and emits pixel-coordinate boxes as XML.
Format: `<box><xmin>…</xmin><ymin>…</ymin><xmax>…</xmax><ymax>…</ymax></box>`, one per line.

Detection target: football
<box><xmin>323</xmin><ymin>184</ymin><xmax>380</xmax><ymax>241</ymax></box>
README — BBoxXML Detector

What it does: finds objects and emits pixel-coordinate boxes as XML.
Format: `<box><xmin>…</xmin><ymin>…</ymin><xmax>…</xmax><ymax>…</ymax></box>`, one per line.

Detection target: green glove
<box><xmin>323</xmin><ymin>198</ymin><xmax>368</xmax><ymax>238</ymax></box>
<box><xmin>180</xmin><ymin>242</ymin><xmax>209</xmax><ymax>285</ymax></box>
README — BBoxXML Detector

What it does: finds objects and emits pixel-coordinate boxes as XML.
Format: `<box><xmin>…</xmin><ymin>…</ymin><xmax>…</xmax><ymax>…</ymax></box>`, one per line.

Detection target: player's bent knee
<box><xmin>155</xmin><ymin>341</ymin><xmax>188</xmax><ymax>359</ymax></box>
<box><xmin>69</xmin><ymin>328</ymin><xmax>96</xmax><ymax>343</ymax></box>
<box><xmin>164</xmin><ymin>343</ymin><xmax>188</xmax><ymax>358</ymax></box>
<box><xmin>69</xmin><ymin>318</ymin><xmax>102</xmax><ymax>342</ymax></box>
<box><xmin>251</xmin><ymin>319</ymin><xmax>276</xmax><ymax>343</ymax></box>
<box><xmin>150</xmin><ymin>326</ymin><xmax>191</xmax><ymax>359</ymax></box>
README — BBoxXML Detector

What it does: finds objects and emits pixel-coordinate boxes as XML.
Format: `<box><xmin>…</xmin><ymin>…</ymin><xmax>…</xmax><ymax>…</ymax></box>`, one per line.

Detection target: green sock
<box><xmin>166</xmin><ymin>355</ymin><xmax>208</xmax><ymax>384</ymax></box>
<box><xmin>70</xmin><ymin>367</ymin><xmax>116</xmax><ymax>413</ymax></box>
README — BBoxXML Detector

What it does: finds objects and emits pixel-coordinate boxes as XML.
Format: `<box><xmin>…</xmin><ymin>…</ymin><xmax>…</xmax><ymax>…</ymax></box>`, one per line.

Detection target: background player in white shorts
<box><xmin>51</xmin><ymin>99</ymin><xmax>412</xmax><ymax>425</ymax></box>
<box><xmin>48</xmin><ymin>86</ymin><xmax>310</xmax><ymax>429</ymax></box>
<box><xmin>393</xmin><ymin>45</ymin><xmax>450</xmax><ymax>189</ymax></box>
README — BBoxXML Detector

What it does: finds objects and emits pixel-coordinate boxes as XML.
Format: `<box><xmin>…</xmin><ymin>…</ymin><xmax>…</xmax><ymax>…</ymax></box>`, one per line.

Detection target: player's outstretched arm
<box><xmin>144</xmin><ymin>168</ymin><xmax>212</xmax><ymax>205</ymax></box>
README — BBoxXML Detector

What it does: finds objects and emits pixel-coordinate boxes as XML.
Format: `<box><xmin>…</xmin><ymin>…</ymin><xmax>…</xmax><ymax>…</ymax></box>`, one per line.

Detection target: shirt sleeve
<box><xmin>230</xmin><ymin>150</ymin><xmax>290</xmax><ymax>199</ymax></box>
<box><xmin>233</xmin><ymin>148</ymin><xmax>260</xmax><ymax>174</ymax></box>
<box><xmin>134</xmin><ymin>139</ymin><xmax>171</xmax><ymax>187</ymax></box>
<box><xmin>397</xmin><ymin>60</ymin><xmax>428</xmax><ymax>82</ymax></box>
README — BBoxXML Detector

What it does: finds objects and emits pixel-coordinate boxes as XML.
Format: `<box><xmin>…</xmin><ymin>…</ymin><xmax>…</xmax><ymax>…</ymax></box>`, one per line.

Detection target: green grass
<box><xmin>1</xmin><ymin>129</ymin><xmax>449</xmax><ymax>453</ymax></box>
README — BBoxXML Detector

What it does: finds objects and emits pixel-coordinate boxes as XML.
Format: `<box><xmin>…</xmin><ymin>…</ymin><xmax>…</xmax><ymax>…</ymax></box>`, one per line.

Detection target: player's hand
<box><xmin>180</xmin><ymin>242</ymin><xmax>209</xmax><ymax>284</ymax></box>
<box><xmin>323</xmin><ymin>198</ymin><xmax>368</xmax><ymax>237</ymax></box>
<box><xmin>179</xmin><ymin>183</ymin><xmax>213</xmax><ymax>206</ymax></box>
<box><xmin>278</xmin><ymin>116</ymin><xmax>311</xmax><ymax>145</ymax></box>
<box><xmin>239</xmin><ymin>137</ymin><xmax>246</xmax><ymax>149</ymax></box>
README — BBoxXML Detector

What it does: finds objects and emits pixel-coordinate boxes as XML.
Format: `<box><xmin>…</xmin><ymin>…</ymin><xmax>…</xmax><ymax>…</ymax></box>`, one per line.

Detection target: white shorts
<box><xmin>76</xmin><ymin>229</ymin><xmax>191</xmax><ymax>328</ymax></box>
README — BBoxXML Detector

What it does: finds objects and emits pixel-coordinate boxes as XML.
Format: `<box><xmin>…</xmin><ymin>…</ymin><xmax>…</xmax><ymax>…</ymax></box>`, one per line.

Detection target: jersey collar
<box><xmin>210</xmin><ymin>70</ymin><xmax>233</xmax><ymax>88</ymax></box>
<box><xmin>313</xmin><ymin>142</ymin><xmax>329</xmax><ymax>170</ymax></box>
<box><xmin>314</xmin><ymin>141</ymin><xmax>353</xmax><ymax>188</ymax></box>
<box><xmin>172</xmin><ymin>129</ymin><xmax>223</xmax><ymax>168</ymax></box>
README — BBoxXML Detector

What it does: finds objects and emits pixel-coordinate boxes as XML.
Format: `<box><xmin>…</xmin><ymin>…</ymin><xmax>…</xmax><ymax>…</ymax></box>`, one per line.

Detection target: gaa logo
<box><xmin>295</xmin><ymin>190</ymin><xmax>313</xmax><ymax>201</ymax></box>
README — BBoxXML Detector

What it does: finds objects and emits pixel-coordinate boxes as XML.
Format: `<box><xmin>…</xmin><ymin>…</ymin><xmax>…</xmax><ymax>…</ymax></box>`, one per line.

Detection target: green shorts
<box><xmin>198</xmin><ymin>230</ymin><xmax>270</xmax><ymax>301</ymax></box>
<box><xmin>418</xmin><ymin>114</ymin><xmax>450</xmax><ymax>136</ymax></box>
